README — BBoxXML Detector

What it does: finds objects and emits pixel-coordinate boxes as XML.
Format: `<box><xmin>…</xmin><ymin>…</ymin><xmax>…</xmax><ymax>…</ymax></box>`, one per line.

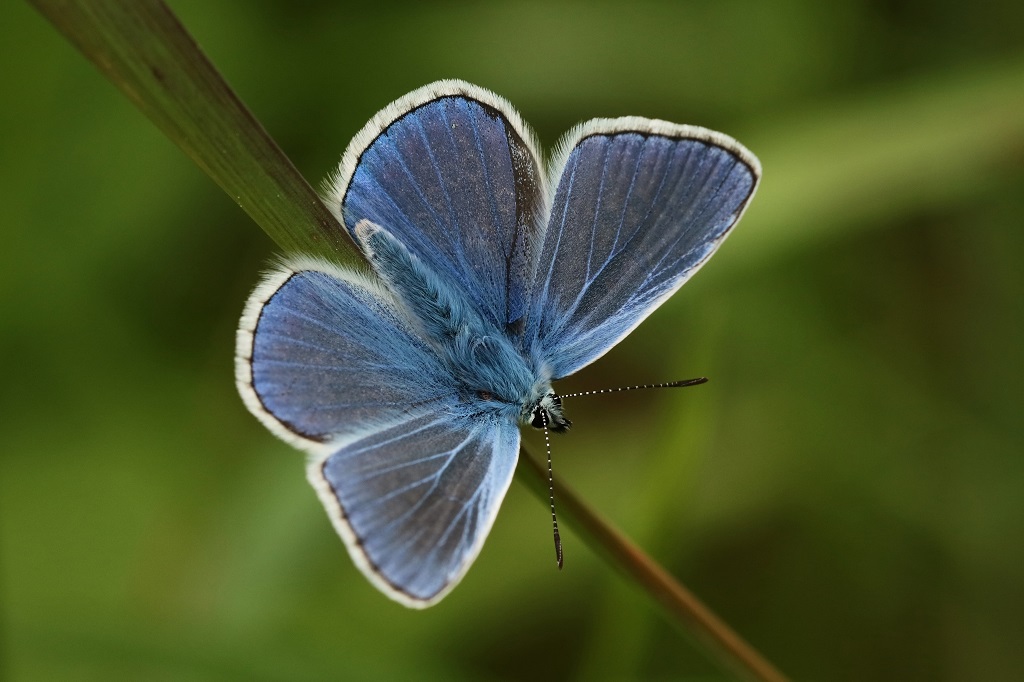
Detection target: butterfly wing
<box><xmin>327</xmin><ymin>80</ymin><xmax>546</xmax><ymax>335</ymax></box>
<box><xmin>309</xmin><ymin>415</ymin><xmax>520</xmax><ymax>608</ymax></box>
<box><xmin>237</xmin><ymin>258</ymin><xmax>520</xmax><ymax>607</ymax></box>
<box><xmin>526</xmin><ymin>120</ymin><xmax>761</xmax><ymax>378</ymax></box>
<box><xmin>236</xmin><ymin>257</ymin><xmax>453</xmax><ymax>452</ymax></box>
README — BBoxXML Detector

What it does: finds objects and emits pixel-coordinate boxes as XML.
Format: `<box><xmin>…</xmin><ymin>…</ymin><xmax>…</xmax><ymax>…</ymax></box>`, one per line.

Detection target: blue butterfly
<box><xmin>235</xmin><ymin>80</ymin><xmax>760</xmax><ymax>608</ymax></box>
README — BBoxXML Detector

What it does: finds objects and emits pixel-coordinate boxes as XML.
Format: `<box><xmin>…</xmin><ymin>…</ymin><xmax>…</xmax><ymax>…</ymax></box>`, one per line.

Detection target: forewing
<box><xmin>527</xmin><ymin>119</ymin><xmax>761</xmax><ymax>378</ymax></box>
<box><xmin>236</xmin><ymin>257</ymin><xmax>453</xmax><ymax>453</ymax></box>
<box><xmin>308</xmin><ymin>414</ymin><xmax>520</xmax><ymax>607</ymax></box>
<box><xmin>327</xmin><ymin>80</ymin><xmax>545</xmax><ymax>334</ymax></box>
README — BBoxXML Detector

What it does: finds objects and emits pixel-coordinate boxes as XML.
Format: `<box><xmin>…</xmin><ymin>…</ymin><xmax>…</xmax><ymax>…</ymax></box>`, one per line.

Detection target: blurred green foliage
<box><xmin>2</xmin><ymin>0</ymin><xmax>1023</xmax><ymax>680</ymax></box>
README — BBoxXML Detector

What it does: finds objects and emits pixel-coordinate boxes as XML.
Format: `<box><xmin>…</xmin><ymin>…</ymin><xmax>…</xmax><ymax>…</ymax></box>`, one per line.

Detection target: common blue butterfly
<box><xmin>236</xmin><ymin>80</ymin><xmax>760</xmax><ymax>608</ymax></box>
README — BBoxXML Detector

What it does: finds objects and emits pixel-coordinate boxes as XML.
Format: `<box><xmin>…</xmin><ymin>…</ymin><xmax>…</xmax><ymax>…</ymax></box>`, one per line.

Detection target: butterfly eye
<box><xmin>477</xmin><ymin>390</ymin><xmax>493</xmax><ymax>401</ymax></box>
<box><xmin>530</xmin><ymin>406</ymin><xmax>545</xmax><ymax>429</ymax></box>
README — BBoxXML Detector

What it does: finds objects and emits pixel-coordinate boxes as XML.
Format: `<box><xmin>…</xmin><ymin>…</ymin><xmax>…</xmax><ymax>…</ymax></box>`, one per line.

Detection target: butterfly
<box><xmin>235</xmin><ymin>80</ymin><xmax>760</xmax><ymax>608</ymax></box>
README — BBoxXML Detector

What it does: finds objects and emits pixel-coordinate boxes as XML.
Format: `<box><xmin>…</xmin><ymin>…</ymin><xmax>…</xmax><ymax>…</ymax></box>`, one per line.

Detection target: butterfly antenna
<box><xmin>542</xmin><ymin>411</ymin><xmax>564</xmax><ymax>570</ymax></box>
<box><xmin>560</xmin><ymin>377</ymin><xmax>708</xmax><ymax>399</ymax></box>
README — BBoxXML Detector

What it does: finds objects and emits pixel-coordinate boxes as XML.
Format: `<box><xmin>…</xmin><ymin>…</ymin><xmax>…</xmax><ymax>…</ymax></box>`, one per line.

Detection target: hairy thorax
<box><xmin>358</xmin><ymin>221</ymin><xmax>570</xmax><ymax>433</ymax></box>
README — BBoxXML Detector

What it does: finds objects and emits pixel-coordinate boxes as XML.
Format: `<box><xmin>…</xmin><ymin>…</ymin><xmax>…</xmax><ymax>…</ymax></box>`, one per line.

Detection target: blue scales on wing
<box><xmin>245</xmin><ymin>265</ymin><xmax>453</xmax><ymax>446</ymax></box>
<box><xmin>526</xmin><ymin>125</ymin><xmax>760</xmax><ymax>378</ymax></box>
<box><xmin>334</xmin><ymin>85</ymin><xmax>545</xmax><ymax>336</ymax></box>
<box><xmin>243</xmin><ymin>260</ymin><xmax>521</xmax><ymax>606</ymax></box>
<box><xmin>311</xmin><ymin>414</ymin><xmax>520</xmax><ymax>605</ymax></box>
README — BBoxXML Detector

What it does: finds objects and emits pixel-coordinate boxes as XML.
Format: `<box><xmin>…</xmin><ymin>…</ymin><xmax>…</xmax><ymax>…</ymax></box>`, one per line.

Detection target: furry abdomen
<box><xmin>357</xmin><ymin>221</ymin><xmax>548</xmax><ymax>423</ymax></box>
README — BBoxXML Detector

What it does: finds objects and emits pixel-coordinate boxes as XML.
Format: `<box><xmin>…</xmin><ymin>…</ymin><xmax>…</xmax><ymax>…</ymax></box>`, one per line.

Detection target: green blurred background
<box><xmin>2</xmin><ymin>1</ymin><xmax>1023</xmax><ymax>679</ymax></box>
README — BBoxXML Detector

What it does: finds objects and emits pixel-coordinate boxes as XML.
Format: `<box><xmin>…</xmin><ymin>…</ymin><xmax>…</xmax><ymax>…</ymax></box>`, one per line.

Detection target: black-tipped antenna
<box><xmin>541</xmin><ymin>410</ymin><xmax>564</xmax><ymax>569</ymax></box>
<box><xmin>559</xmin><ymin>377</ymin><xmax>708</xmax><ymax>399</ymax></box>
<box><xmin>538</xmin><ymin>378</ymin><xmax>706</xmax><ymax>568</ymax></box>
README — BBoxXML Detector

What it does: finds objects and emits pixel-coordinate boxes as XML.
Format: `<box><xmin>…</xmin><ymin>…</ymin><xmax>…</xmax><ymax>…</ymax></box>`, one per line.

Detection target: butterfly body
<box><xmin>358</xmin><ymin>220</ymin><xmax>562</xmax><ymax>433</ymax></box>
<box><xmin>236</xmin><ymin>80</ymin><xmax>760</xmax><ymax>607</ymax></box>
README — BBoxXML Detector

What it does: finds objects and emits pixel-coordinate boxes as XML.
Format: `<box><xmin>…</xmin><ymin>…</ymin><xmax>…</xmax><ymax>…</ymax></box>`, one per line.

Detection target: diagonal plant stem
<box><xmin>518</xmin><ymin>448</ymin><xmax>788</xmax><ymax>682</ymax></box>
<box><xmin>28</xmin><ymin>0</ymin><xmax>359</xmax><ymax>265</ymax></box>
<box><xmin>29</xmin><ymin>1</ymin><xmax>788</xmax><ymax>680</ymax></box>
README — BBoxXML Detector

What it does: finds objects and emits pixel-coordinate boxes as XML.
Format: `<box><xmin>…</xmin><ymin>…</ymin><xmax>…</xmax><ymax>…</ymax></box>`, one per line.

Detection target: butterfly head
<box><xmin>528</xmin><ymin>391</ymin><xmax>571</xmax><ymax>433</ymax></box>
